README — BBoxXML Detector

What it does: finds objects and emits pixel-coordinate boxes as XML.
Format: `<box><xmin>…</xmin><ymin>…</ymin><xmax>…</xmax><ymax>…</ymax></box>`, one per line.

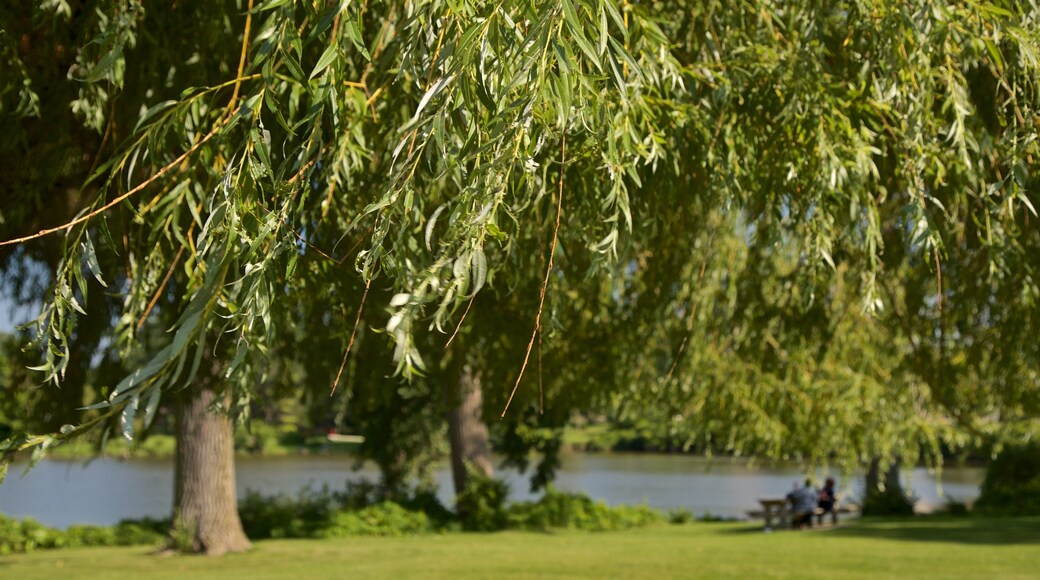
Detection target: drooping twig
<box><xmin>0</xmin><ymin>6</ymin><xmax>259</xmax><ymax>250</ymax></box>
<box><xmin>218</xmin><ymin>0</ymin><xmax>255</xmax><ymax>125</ymax></box>
<box><xmin>445</xmin><ymin>292</ymin><xmax>477</xmax><ymax>349</ymax></box>
<box><xmin>502</xmin><ymin>133</ymin><xmax>565</xmax><ymax>417</ymax></box>
<box><xmin>0</xmin><ymin>127</ymin><xmax>221</xmax><ymax>248</ymax></box>
<box><xmin>137</xmin><ymin>244</ymin><xmax>186</xmax><ymax>330</ymax></box>
<box><xmin>933</xmin><ymin>247</ymin><xmax>943</xmax><ymax>312</ymax></box>
<box><xmin>331</xmin><ymin>279</ymin><xmax>371</xmax><ymax>396</ymax></box>
<box><xmin>538</xmin><ymin>327</ymin><xmax>544</xmax><ymax>415</ymax></box>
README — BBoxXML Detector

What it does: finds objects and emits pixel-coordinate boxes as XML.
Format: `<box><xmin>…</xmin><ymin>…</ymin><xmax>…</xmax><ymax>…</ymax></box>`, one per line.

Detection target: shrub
<box><xmin>238</xmin><ymin>487</ymin><xmax>337</xmax><ymax>539</ymax></box>
<box><xmin>0</xmin><ymin>514</ymin><xmax>163</xmax><ymax>554</ymax></box>
<box><xmin>318</xmin><ymin>502</ymin><xmax>432</xmax><ymax>537</ymax></box>
<box><xmin>974</xmin><ymin>442</ymin><xmax>1040</xmax><ymax>516</ymax></box>
<box><xmin>238</xmin><ymin>482</ymin><xmax>454</xmax><ymax>538</ymax></box>
<box><xmin>507</xmin><ymin>486</ymin><xmax>663</xmax><ymax>532</ymax></box>
<box><xmin>334</xmin><ymin>480</ymin><xmax>384</xmax><ymax>510</ymax></box>
<box><xmin>939</xmin><ymin>500</ymin><xmax>970</xmax><ymax>517</ymax></box>
<box><xmin>393</xmin><ymin>487</ymin><xmax>456</xmax><ymax>530</ymax></box>
<box><xmin>862</xmin><ymin>488</ymin><xmax>915</xmax><ymax>516</ymax></box>
<box><xmin>62</xmin><ymin>525</ymin><xmax>117</xmax><ymax>548</ymax></box>
<box><xmin>0</xmin><ymin>515</ymin><xmax>58</xmax><ymax>554</ymax></box>
<box><xmin>668</xmin><ymin>508</ymin><xmax>695</xmax><ymax>524</ymax></box>
<box><xmin>455</xmin><ymin>472</ymin><xmax>510</xmax><ymax>532</ymax></box>
<box><xmin>862</xmin><ymin>483</ymin><xmax>915</xmax><ymax>516</ymax></box>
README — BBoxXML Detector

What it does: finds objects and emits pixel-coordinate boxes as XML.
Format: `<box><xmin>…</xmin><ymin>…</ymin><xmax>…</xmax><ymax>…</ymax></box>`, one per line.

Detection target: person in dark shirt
<box><xmin>817</xmin><ymin>477</ymin><xmax>837</xmax><ymax>525</ymax></box>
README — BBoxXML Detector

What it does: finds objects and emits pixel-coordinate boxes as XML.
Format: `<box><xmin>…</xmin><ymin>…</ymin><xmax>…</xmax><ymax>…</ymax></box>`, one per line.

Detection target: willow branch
<box><xmin>331</xmin><ymin>279</ymin><xmax>371</xmax><ymax>396</ymax></box>
<box><xmin>0</xmin><ymin>127</ymin><xmax>221</xmax><ymax>248</ymax></box>
<box><xmin>502</xmin><ymin>133</ymin><xmax>565</xmax><ymax>417</ymax></box>
<box><xmin>445</xmin><ymin>293</ymin><xmax>477</xmax><ymax>349</ymax></box>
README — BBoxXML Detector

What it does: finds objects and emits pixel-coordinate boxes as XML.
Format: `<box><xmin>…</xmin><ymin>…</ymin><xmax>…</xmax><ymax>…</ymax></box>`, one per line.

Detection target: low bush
<box><xmin>318</xmin><ymin>502</ymin><xmax>432</xmax><ymax>537</ymax></box>
<box><xmin>238</xmin><ymin>487</ymin><xmax>338</xmax><ymax>539</ymax></box>
<box><xmin>974</xmin><ymin>442</ymin><xmax>1040</xmax><ymax>516</ymax></box>
<box><xmin>862</xmin><ymin>486</ymin><xmax>915</xmax><ymax>516</ymax></box>
<box><xmin>239</xmin><ymin>482</ymin><xmax>455</xmax><ymax>538</ymax></box>
<box><xmin>0</xmin><ymin>514</ymin><xmax>163</xmax><ymax>554</ymax></box>
<box><xmin>507</xmin><ymin>486</ymin><xmax>663</xmax><ymax>532</ymax></box>
<box><xmin>668</xmin><ymin>508</ymin><xmax>695</xmax><ymax>524</ymax></box>
<box><xmin>938</xmin><ymin>500</ymin><xmax>970</xmax><ymax>517</ymax></box>
<box><xmin>455</xmin><ymin>472</ymin><xmax>510</xmax><ymax>531</ymax></box>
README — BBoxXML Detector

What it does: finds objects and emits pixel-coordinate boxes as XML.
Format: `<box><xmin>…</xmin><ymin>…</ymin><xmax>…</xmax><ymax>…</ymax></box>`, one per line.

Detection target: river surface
<box><xmin>0</xmin><ymin>453</ymin><xmax>983</xmax><ymax>528</ymax></box>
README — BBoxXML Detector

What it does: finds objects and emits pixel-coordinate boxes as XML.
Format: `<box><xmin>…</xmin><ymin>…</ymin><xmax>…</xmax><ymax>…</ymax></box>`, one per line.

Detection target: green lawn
<box><xmin>2</xmin><ymin>517</ymin><xmax>1038</xmax><ymax>579</ymax></box>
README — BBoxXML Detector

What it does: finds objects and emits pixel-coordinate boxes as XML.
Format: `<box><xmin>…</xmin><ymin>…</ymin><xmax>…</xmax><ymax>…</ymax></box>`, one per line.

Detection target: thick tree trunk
<box><xmin>170</xmin><ymin>384</ymin><xmax>251</xmax><ymax>555</ymax></box>
<box><xmin>445</xmin><ymin>365</ymin><xmax>494</xmax><ymax>495</ymax></box>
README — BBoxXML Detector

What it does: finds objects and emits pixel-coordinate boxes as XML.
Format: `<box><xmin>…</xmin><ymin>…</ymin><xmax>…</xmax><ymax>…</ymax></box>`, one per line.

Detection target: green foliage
<box><xmin>3</xmin><ymin>0</ymin><xmax>1040</xmax><ymax>483</ymax></box>
<box><xmin>167</xmin><ymin>518</ymin><xmax>198</xmax><ymax>554</ymax></box>
<box><xmin>0</xmin><ymin>515</ymin><xmax>59</xmax><ymax>554</ymax></box>
<box><xmin>317</xmin><ymin>503</ymin><xmax>433</xmax><ymax>538</ymax></box>
<box><xmin>667</xmin><ymin>508</ymin><xmax>694</xmax><ymax>525</ymax></box>
<box><xmin>974</xmin><ymin>442</ymin><xmax>1040</xmax><ymax>516</ymax></box>
<box><xmin>238</xmin><ymin>483</ymin><xmax>455</xmax><ymax>539</ymax></box>
<box><xmin>506</xmin><ymin>486</ymin><xmax>663</xmax><ymax>532</ymax></box>
<box><xmin>234</xmin><ymin>422</ymin><xmax>299</xmax><ymax>455</ymax></box>
<box><xmin>0</xmin><ymin>514</ymin><xmax>163</xmax><ymax>555</ymax></box>
<box><xmin>862</xmin><ymin>486</ymin><xmax>916</xmax><ymax>517</ymax></box>
<box><xmin>236</xmin><ymin>480</ymin><xmax>663</xmax><ymax>538</ymax></box>
<box><xmin>238</xmin><ymin>487</ymin><xmax>338</xmax><ymax>539</ymax></box>
<box><xmin>938</xmin><ymin>500</ymin><xmax>971</xmax><ymax>517</ymax></box>
<box><xmin>455</xmin><ymin>471</ymin><xmax>510</xmax><ymax>531</ymax></box>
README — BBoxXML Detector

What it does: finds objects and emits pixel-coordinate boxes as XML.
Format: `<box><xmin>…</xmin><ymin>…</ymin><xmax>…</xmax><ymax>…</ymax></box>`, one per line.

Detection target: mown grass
<box><xmin>1</xmin><ymin>517</ymin><xmax>1037</xmax><ymax>579</ymax></box>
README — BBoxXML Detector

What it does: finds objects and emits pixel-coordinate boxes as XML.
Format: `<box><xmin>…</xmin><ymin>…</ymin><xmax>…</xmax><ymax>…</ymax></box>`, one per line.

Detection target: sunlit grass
<box><xmin>2</xmin><ymin>517</ymin><xmax>1038</xmax><ymax>579</ymax></box>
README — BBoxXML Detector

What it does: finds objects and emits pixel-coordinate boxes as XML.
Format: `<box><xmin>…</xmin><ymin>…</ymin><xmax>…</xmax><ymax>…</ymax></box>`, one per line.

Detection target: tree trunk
<box><xmin>863</xmin><ymin>456</ymin><xmax>914</xmax><ymax>516</ymax></box>
<box><xmin>865</xmin><ymin>457</ymin><xmax>903</xmax><ymax>493</ymax></box>
<box><xmin>445</xmin><ymin>365</ymin><xmax>494</xmax><ymax>495</ymax></box>
<box><xmin>170</xmin><ymin>383</ymin><xmax>251</xmax><ymax>555</ymax></box>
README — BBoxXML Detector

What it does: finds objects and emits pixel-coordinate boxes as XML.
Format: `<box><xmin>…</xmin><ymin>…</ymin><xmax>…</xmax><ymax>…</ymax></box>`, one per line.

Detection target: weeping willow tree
<box><xmin>2</xmin><ymin>0</ymin><xmax>1040</xmax><ymax>552</ymax></box>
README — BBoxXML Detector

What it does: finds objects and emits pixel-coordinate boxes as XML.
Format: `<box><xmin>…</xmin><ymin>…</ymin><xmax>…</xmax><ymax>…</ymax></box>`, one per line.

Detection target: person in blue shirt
<box><xmin>788</xmin><ymin>479</ymin><xmax>817</xmax><ymax>529</ymax></box>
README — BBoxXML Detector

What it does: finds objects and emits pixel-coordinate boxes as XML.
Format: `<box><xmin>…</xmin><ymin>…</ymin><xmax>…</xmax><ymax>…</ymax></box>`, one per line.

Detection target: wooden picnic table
<box><xmin>755</xmin><ymin>497</ymin><xmax>790</xmax><ymax>530</ymax></box>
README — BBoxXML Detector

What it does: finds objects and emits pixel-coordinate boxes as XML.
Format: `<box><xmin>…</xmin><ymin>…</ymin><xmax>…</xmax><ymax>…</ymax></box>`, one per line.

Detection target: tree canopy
<box><xmin>2</xmin><ymin>0</ymin><xmax>1039</xmax><ymax>476</ymax></box>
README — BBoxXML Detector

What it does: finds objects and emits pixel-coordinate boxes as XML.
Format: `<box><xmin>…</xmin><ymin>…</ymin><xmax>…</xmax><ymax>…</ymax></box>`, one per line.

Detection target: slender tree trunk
<box><xmin>865</xmin><ymin>457</ymin><xmax>903</xmax><ymax>493</ymax></box>
<box><xmin>863</xmin><ymin>456</ymin><xmax>913</xmax><ymax>516</ymax></box>
<box><xmin>445</xmin><ymin>365</ymin><xmax>494</xmax><ymax>495</ymax></box>
<box><xmin>170</xmin><ymin>383</ymin><xmax>251</xmax><ymax>555</ymax></box>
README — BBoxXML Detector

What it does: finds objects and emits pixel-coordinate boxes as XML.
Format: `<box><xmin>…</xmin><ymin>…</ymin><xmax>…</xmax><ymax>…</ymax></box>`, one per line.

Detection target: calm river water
<box><xmin>0</xmin><ymin>454</ymin><xmax>983</xmax><ymax>528</ymax></box>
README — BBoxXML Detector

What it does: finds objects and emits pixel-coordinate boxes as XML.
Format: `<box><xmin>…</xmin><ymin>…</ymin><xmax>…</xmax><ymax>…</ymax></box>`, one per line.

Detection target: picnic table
<box><xmin>750</xmin><ymin>498</ymin><xmax>790</xmax><ymax>530</ymax></box>
<box><xmin>748</xmin><ymin>496</ymin><xmax>856</xmax><ymax>530</ymax></box>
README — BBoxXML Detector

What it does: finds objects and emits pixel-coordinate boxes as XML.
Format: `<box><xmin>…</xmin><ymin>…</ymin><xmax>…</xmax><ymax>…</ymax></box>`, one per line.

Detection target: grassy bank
<box><xmin>44</xmin><ymin>433</ymin><xmax>361</xmax><ymax>460</ymax></box>
<box><xmin>2</xmin><ymin>517</ymin><xmax>1037</xmax><ymax>579</ymax></box>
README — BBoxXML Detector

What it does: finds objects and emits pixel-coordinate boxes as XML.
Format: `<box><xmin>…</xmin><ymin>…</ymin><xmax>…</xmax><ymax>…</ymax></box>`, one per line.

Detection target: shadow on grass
<box><xmin>822</xmin><ymin>516</ymin><xmax>1040</xmax><ymax>546</ymax></box>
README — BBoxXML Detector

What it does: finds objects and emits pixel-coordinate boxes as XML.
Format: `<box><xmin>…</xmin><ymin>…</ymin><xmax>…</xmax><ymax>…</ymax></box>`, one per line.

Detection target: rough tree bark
<box><xmin>170</xmin><ymin>380</ymin><xmax>251</xmax><ymax>555</ymax></box>
<box><xmin>445</xmin><ymin>365</ymin><xmax>494</xmax><ymax>495</ymax></box>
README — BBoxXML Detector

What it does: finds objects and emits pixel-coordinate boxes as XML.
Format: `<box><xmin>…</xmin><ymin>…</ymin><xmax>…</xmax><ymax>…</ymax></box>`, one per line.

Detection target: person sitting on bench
<box><xmin>817</xmin><ymin>477</ymin><xmax>837</xmax><ymax>524</ymax></box>
<box><xmin>788</xmin><ymin>479</ymin><xmax>817</xmax><ymax>529</ymax></box>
